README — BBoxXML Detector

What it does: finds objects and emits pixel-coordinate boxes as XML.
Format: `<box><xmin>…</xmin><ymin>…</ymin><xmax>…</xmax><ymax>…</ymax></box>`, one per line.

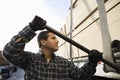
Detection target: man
<box><xmin>3</xmin><ymin>15</ymin><xmax>102</xmax><ymax>80</ymax></box>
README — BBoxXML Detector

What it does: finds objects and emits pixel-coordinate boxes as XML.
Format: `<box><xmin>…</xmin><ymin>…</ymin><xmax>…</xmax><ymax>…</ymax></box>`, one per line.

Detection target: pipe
<box><xmin>70</xmin><ymin>0</ymin><xmax>73</xmax><ymax>63</ymax></box>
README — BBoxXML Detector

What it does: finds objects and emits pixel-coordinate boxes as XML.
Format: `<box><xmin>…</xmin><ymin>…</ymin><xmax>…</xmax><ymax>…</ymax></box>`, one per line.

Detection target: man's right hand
<box><xmin>29</xmin><ymin>15</ymin><xmax>46</xmax><ymax>31</ymax></box>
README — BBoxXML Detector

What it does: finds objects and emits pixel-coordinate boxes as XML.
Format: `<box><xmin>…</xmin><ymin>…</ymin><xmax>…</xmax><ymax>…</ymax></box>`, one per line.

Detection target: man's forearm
<box><xmin>3</xmin><ymin>26</ymin><xmax>36</xmax><ymax>63</ymax></box>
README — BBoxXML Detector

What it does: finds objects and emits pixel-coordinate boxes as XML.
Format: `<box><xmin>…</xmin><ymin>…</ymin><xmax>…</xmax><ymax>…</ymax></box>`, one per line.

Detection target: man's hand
<box><xmin>88</xmin><ymin>49</ymin><xmax>102</xmax><ymax>63</ymax></box>
<box><xmin>29</xmin><ymin>15</ymin><xmax>46</xmax><ymax>31</ymax></box>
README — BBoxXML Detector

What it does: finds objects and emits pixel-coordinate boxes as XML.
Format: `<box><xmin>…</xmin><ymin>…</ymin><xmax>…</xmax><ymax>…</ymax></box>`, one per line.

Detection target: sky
<box><xmin>0</xmin><ymin>0</ymin><xmax>70</xmax><ymax>52</ymax></box>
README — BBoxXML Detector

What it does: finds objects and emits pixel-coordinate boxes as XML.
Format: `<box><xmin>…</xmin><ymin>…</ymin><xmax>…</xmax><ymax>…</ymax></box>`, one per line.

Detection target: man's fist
<box><xmin>89</xmin><ymin>49</ymin><xmax>102</xmax><ymax>63</ymax></box>
<box><xmin>29</xmin><ymin>15</ymin><xmax>46</xmax><ymax>31</ymax></box>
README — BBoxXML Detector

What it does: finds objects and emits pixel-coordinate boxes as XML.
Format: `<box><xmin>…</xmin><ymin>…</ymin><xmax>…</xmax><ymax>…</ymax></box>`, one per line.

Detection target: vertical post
<box><xmin>70</xmin><ymin>0</ymin><xmax>73</xmax><ymax>63</ymax></box>
<box><xmin>96</xmin><ymin>0</ymin><xmax>116</xmax><ymax>72</ymax></box>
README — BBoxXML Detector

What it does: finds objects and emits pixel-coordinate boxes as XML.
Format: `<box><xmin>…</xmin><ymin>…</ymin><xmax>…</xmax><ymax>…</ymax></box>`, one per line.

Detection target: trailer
<box><xmin>56</xmin><ymin>0</ymin><xmax>120</xmax><ymax>79</ymax></box>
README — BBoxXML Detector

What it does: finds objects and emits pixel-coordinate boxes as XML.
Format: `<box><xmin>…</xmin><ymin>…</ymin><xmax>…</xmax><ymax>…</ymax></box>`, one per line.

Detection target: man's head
<box><xmin>37</xmin><ymin>30</ymin><xmax>59</xmax><ymax>52</ymax></box>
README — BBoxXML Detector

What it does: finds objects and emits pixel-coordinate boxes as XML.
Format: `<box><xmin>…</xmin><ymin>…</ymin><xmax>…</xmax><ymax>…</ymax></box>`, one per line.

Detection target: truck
<box><xmin>56</xmin><ymin>0</ymin><xmax>120</xmax><ymax>79</ymax></box>
<box><xmin>0</xmin><ymin>51</ymin><xmax>17</xmax><ymax>79</ymax></box>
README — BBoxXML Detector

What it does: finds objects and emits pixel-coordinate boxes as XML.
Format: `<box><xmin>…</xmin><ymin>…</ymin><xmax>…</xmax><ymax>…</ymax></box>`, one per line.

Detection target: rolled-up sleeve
<box><xmin>3</xmin><ymin>26</ymin><xmax>36</xmax><ymax>68</ymax></box>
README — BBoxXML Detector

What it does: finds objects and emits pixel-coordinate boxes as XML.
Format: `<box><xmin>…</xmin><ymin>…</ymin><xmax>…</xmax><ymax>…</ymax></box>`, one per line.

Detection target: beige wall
<box><xmin>56</xmin><ymin>0</ymin><xmax>120</xmax><ymax>77</ymax></box>
<box><xmin>56</xmin><ymin>0</ymin><xmax>120</xmax><ymax>60</ymax></box>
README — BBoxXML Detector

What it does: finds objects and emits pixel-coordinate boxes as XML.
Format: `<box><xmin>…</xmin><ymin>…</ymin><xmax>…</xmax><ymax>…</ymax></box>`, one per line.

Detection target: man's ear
<box><xmin>41</xmin><ymin>39</ymin><xmax>46</xmax><ymax>46</ymax></box>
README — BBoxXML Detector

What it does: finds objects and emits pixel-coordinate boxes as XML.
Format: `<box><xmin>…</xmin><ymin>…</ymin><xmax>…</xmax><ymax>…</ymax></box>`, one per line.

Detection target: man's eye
<box><xmin>52</xmin><ymin>37</ymin><xmax>56</xmax><ymax>39</ymax></box>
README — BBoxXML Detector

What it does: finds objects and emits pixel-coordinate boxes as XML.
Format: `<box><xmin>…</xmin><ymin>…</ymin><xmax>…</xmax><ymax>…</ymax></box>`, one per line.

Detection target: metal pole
<box><xmin>70</xmin><ymin>0</ymin><xmax>73</xmax><ymax>63</ymax></box>
<box><xmin>96</xmin><ymin>0</ymin><xmax>115</xmax><ymax>72</ymax></box>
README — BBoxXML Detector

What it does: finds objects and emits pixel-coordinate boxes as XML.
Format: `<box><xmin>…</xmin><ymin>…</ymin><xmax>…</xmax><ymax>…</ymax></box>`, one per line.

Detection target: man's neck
<box><xmin>45</xmin><ymin>53</ymin><xmax>52</xmax><ymax>63</ymax></box>
<box><xmin>41</xmin><ymin>49</ymin><xmax>53</xmax><ymax>63</ymax></box>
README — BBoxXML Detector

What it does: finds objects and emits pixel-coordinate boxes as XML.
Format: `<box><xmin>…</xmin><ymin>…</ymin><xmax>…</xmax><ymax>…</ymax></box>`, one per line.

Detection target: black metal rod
<box><xmin>45</xmin><ymin>25</ymin><xmax>90</xmax><ymax>53</ymax></box>
<box><xmin>44</xmin><ymin>25</ymin><xmax>119</xmax><ymax>72</ymax></box>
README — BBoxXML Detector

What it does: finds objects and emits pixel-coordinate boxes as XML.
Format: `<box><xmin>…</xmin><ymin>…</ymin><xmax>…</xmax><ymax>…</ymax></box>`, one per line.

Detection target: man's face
<box><xmin>42</xmin><ymin>32</ymin><xmax>59</xmax><ymax>52</ymax></box>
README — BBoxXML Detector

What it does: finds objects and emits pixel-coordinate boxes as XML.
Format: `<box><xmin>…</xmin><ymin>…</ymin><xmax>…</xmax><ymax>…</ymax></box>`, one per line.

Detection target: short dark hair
<box><xmin>37</xmin><ymin>30</ymin><xmax>51</xmax><ymax>47</ymax></box>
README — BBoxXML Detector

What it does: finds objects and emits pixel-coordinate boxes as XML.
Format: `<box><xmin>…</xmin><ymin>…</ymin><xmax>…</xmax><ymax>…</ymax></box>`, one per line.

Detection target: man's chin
<box><xmin>54</xmin><ymin>48</ymin><xmax>59</xmax><ymax>52</ymax></box>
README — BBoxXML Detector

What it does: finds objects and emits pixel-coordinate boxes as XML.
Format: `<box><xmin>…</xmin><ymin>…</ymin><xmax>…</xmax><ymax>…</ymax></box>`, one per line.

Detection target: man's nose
<box><xmin>56</xmin><ymin>39</ymin><xmax>59</xmax><ymax>43</ymax></box>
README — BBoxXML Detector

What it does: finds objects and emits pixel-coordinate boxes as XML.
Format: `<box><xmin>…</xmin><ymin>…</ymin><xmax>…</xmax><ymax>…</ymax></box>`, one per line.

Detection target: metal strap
<box><xmin>96</xmin><ymin>0</ymin><xmax>116</xmax><ymax>72</ymax></box>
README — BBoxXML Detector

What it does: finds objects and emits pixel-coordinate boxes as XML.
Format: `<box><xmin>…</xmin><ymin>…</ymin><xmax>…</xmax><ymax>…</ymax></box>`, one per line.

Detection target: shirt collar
<box><xmin>41</xmin><ymin>52</ymin><xmax>56</xmax><ymax>59</ymax></box>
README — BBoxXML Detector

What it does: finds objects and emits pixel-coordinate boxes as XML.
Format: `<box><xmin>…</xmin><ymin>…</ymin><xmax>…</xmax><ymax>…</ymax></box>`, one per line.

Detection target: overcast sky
<box><xmin>0</xmin><ymin>0</ymin><xmax>70</xmax><ymax>52</ymax></box>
